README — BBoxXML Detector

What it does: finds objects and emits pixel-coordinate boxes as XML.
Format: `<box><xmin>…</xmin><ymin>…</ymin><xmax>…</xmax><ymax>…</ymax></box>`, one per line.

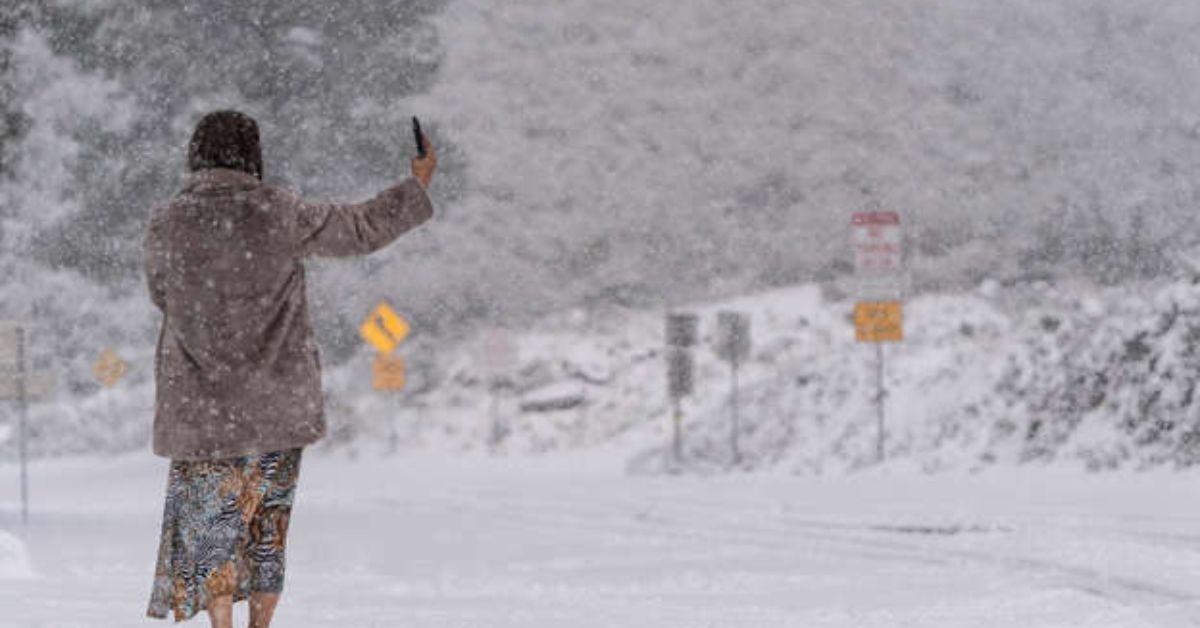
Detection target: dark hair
<box><xmin>187</xmin><ymin>110</ymin><xmax>263</xmax><ymax>180</ymax></box>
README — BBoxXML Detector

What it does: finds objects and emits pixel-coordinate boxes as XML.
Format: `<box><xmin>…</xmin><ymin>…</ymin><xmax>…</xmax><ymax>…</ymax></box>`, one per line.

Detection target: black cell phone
<box><xmin>412</xmin><ymin>116</ymin><xmax>427</xmax><ymax>158</ymax></box>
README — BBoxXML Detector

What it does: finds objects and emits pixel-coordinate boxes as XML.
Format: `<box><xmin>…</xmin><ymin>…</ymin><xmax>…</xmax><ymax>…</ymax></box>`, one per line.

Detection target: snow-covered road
<box><xmin>1</xmin><ymin>453</ymin><xmax>1198</xmax><ymax>627</ymax></box>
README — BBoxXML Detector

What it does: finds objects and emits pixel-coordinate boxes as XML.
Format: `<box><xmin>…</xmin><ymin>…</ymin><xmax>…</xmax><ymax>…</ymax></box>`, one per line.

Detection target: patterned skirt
<box><xmin>146</xmin><ymin>448</ymin><xmax>302</xmax><ymax>622</ymax></box>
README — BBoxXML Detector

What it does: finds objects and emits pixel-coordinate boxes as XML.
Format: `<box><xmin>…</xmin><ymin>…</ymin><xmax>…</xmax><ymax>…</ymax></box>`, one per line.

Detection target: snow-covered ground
<box><xmin>1</xmin><ymin>451</ymin><xmax>1197</xmax><ymax>627</ymax></box>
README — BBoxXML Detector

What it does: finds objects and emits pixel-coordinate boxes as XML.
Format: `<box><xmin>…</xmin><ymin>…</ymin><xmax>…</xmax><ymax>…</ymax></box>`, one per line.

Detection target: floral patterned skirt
<box><xmin>146</xmin><ymin>448</ymin><xmax>302</xmax><ymax>622</ymax></box>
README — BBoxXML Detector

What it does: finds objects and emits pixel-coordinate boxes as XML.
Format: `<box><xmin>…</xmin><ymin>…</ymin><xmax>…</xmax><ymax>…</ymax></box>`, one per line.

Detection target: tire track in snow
<box><xmin>377</xmin><ymin>483</ymin><xmax>1200</xmax><ymax>618</ymax></box>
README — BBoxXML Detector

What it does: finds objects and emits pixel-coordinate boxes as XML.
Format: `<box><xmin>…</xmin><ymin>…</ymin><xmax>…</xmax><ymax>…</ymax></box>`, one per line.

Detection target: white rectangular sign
<box><xmin>852</xmin><ymin>212</ymin><xmax>904</xmax><ymax>303</ymax></box>
<box><xmin>852</xmin><ymin>212</ymin><xmax>902</xmax><ymax>275</ymax></box>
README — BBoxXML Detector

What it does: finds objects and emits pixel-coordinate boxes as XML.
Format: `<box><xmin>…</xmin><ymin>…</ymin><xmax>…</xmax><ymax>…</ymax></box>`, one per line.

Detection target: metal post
<box><xmin>388</xmin><ymin>393</ymin><xmax>399</xmax><ymax>455</ymax></box>
<box><xmin>876</xmin><ymin>342</ymin><xmax>885</xmax><ymax>463</ymax></box>
<box><xmin>575</xmin><ymin>381</ymin><xmax>588</xmax><ymax>446</ymax></box>
<box><xmin>817</xmin><ymin>414</ymin><xmax>826</xmax><ymax>476</ymax></box>
<box><xmin>410</xmin><ymin>399</ymin><xmax>425</xmax><ymax>443</ymax></box>
<box><xmin>730</xmin><ymin>359</ymin><xmax>741</xmax><ymax>465</ymax></box>
<box><xmin>489</xmin><ymin>387</ymin><xmax>502</xmax><ymax>451</ymax></box>
<box><xmin>672</xmin><ymin>396</ymin><xmax>682</xmax><ymax>465</ymax></box>
<box><xmin>16</xmin><ymin>326</ymin><xmax>29</xmax><ymax>526</ymax></box>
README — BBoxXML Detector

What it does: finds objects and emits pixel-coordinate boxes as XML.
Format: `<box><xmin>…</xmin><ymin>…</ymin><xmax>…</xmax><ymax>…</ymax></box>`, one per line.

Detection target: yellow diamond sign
<box><xmin>94</xmin><ymin>349</ymin><xmax>128</xmax><ymax>387</ymax></box>
<box><xmin>360</xmin><ymin>303</ymin><xmax>410</xmax><ymax>355</ymax></box>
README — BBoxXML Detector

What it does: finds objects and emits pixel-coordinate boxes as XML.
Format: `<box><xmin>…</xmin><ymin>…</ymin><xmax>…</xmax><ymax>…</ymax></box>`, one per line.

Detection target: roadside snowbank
<box><xmin>10</xmin><ymin>279</ymin><xmax>1200</xmax><ymax>474</ymax></box>
<box><xmin>324</xmin><ymin>279</ymin><xmax>1200</xmax><ymax>473</ymax></box>
<box><xmin>0</xmin><ymin>527</ymin><xmax>34</xmax><ymax>580</ymax></box>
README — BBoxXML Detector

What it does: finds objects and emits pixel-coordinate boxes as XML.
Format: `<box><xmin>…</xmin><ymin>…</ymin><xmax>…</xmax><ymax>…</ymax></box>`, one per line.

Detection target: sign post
<box><xmin>852</xmin><ymin>212</ymin><xmax>904</xmax><ymax>463</ymax></box>
<box><xmin>665</xmin><ymin>313</ymin><xmax>698</xmax><ymax>465</ymax></box>
<box><xmin>481</xmin><ymin>330</ymin><xmax>519</xmax><ymax>451</ymax></box>
<box><xmin>2</xmin><ymin>323</ymin><xmax>55</xmax><ymax>525</ymax></box>
<box><xmin>716</xmin><ymin>311</ymin><xmax>751</xmax><ymax>466</ymax></box>
<box><xmin>0</xmin><ymin>324</ymin><xmax>30</xmax><ymax>526</ymax></box>
<box><xmin>14</xmin><ymin>327</ymin><xmax>27</xmax><ymax>526</ymax></box>
<box><xmin>360</xmin><ymin>303</ymin><xmax>411</xmax><ymax>454</ymax></box>
<box><xmin>372</xmin><ymin>354</ymin><xmax>407</xmax><ymax>452</ymax></box>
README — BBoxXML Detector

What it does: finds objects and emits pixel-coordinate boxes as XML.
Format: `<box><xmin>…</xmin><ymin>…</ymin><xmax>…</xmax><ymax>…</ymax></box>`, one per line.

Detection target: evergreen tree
<box><xmin>29</xmin><ymin>0</ymin><xmax>448</xmax><ymax>285</ymax></box>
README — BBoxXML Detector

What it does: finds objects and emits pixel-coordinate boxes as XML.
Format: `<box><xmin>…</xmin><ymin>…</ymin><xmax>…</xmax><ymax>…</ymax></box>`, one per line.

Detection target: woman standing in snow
<box><xmin>143</xmin><ymin>110</ymin><xmax>436</xmax><ymax>627</ymax></box>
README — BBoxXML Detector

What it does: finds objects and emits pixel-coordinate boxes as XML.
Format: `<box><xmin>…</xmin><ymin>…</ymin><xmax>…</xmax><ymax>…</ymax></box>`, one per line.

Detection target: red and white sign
<box><xmin>852</xmin><ymin>211</ymin><xmax>902</xmax><ymax>275</ymax></box>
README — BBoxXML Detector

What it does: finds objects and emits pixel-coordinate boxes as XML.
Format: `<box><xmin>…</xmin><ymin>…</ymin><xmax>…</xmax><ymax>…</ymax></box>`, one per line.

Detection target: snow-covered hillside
<box><xmin>312</xmin><ymin>278</ymin><xmax>1198</xmax><ymax>473</ymax></box>
<box><xmin>8</xmin><ymin>278</ymin><xmax>1200</xmax><ymax>473</ymax></box>
<box><xmin>412</xmin><ymin>0</ymin><xmax>1200</xmax><ymax>302</ymax></box>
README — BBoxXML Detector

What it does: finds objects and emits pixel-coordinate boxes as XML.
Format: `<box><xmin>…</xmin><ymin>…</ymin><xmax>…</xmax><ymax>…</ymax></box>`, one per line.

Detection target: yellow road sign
<box><xmin>373</xmin><ymin>354</ymin><xmax>406</xmax><ymax>392</ymax></box>
<box><xmin>855</xmin><ymin>301</ymin><xmax>903</xmax><ymax>343</ymax></box>
<box><xmin>94</xmin><ymin>349</ymin><xmax>128</xmax><ymax>387</ymax></box>
<box><xmin>360</xmin><ymin>303</ymin><xmax>410</xmax><ymax>355</ymax></box>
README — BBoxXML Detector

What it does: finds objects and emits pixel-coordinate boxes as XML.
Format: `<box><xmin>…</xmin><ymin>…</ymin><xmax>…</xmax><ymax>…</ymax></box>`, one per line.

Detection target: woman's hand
<box><xmin>411</xmin><ymin>135</ymin><xmax>437</xmax><ymax>189</ymax></box>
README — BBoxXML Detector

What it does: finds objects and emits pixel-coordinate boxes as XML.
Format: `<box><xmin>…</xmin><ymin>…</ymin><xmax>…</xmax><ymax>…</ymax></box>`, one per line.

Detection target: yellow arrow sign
<box><xmin>94</xmin><ymin>349</ymin><xmax>128</xmax><ymax>387</ymax></box>
<box><xmin>360</xmin><ymin>303</ymin><xmax>410</xmax><ymax>355</ymax></box>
